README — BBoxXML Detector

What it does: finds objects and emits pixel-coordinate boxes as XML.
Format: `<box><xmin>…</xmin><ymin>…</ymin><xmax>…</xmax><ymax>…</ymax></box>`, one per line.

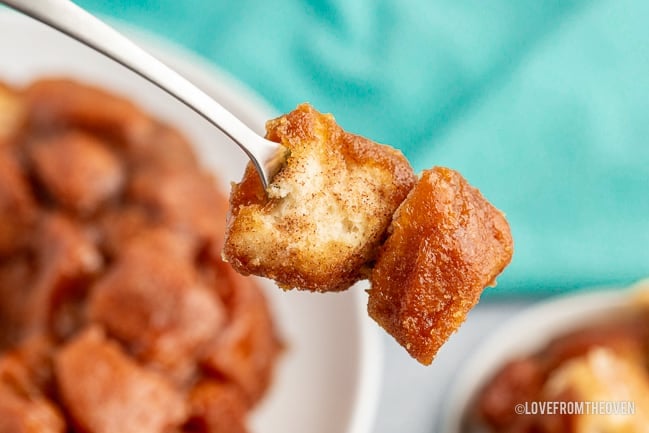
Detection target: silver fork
<box><xmin>1</xmin><ymin>0</ymin><xmax>288</xmax><ymax>189</ymax></box>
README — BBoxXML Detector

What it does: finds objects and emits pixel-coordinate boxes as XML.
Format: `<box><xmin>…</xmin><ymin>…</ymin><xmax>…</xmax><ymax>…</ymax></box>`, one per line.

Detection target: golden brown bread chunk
<box><xmin>23</xmin><ymin>78</ymin><xmax>154</xmax><ymax>145</ymax></box>
<box><xmin>201</xmin><ymin>263</ymin><xmax>282</xmax><ymax>406</ymax></box>
<box><xmin>368</xmin><ymin>167</ymin><xmax>513</xmax><ymax>365</ymax></box>
<box><xmin>13</xmin><ymin>213</ymin><xmax>103</xmax><ymax>341</ymax></box>
<box><xmin>129</xmin><ymin>166</ymin><xmax>229</xmax><ymax>255</ymax></box>
<box><xmin>224</xmin><ymin>103</ymin><xmax>416</xmax><ymax>292</ymax></box>
<box><xmin>88</xmin><ymin>229</ymin><xmax>226</xmax><ymax>385</ymax></box>
<box><xmin>28</xmin><ymin>131</ymin><xmax>124</xmax><ymax>215</ymax></box>
<box><xmin>2</xmin><ymin>219</ymin><xmax>94</xmax><ymax>340</ymax></box>
<box><xmin>55</xmin><ymin>327</ymin><xmax>187</xmax><ymax>433</ymax></box>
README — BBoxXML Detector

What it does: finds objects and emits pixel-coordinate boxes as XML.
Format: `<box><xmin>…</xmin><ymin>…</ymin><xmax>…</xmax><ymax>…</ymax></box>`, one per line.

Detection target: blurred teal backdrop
<box><xmin>76</xmin><ymin>0</ymin><xmax>649</xmax><ymax>297</ymax></box>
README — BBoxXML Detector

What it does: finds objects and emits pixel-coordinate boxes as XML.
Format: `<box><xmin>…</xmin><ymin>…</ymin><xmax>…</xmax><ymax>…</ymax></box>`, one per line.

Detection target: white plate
<box><xmin>438</xmin><ymin>282</ymin><xmax>649</xmax><ymax>433</ymax></box>
<box><xmin>0</xmin><ymin>10</ymin><xmax>381</xmax><ymax>433</ymax></box>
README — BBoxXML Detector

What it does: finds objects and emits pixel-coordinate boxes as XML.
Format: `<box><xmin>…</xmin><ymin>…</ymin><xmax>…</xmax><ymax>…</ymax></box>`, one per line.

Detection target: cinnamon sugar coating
<box><xmin>368</xmin><ymin>167</ymin><xmax>513</xmax><ymax>365</ymax></box>
<box><xmin>224</xmin><ymin>103</ymin><xmax>416</xmax><ymax>292</ymax></box>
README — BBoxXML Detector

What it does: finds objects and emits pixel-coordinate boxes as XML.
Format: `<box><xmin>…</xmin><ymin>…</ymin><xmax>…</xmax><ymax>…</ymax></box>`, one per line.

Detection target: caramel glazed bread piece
<box><xmin>224</xmin><ymin>103</ymin><xmax>417</xmax><ymax>292</ymax></box>
<box><xmin>224</xmin><ymin>103</ymin><xmax>513</xmax><ymax>365</ymax></box>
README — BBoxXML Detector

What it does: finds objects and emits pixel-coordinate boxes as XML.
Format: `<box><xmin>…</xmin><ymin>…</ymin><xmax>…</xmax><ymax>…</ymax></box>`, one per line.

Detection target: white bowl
<box><xmin>0</xmin><ymin>10</ymin><xmax>382</xmax><ymax>433</ymax></box>
<box><xmin>439</xmin><ymin>282</ymin><xmax>648</xmax><ymax>433</ymax></box>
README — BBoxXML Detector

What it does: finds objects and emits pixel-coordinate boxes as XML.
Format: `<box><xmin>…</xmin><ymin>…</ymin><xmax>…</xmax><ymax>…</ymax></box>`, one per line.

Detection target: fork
<box><xmin>1</xmin><ymin>0</ymin><xmax>288</xmax><ymax>189</ymax></box>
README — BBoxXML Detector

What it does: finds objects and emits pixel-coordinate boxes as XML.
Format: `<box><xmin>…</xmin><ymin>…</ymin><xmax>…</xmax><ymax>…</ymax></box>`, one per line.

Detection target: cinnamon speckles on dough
<box><xmin>223</xmin><ymin>104</ymin><xmax>416</xmax><ymax>292</ymax></box>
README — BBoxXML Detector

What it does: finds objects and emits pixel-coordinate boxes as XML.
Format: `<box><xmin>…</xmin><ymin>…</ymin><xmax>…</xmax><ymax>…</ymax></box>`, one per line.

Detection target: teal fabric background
<box><xmin>76</xmin><ymin>0</ymin><xmax>649</xmax><ymax>297</ymax></box>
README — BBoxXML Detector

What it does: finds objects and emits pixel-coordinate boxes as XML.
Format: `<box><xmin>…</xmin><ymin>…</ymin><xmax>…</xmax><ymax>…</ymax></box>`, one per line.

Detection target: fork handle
<box><xmin>2</xmin><ymin>0</ymin><xmax>277</xmax><ymax>185</ymax></box>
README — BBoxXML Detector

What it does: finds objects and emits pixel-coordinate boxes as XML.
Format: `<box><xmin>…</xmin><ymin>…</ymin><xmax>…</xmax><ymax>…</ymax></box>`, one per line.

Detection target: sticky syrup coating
<box><xmin>224</xmin><ymin>103</ymin><xmax>416</xmax><ymax>292</ymax></box>
<box><xmin>368</xmin><ymin>167</ymin><xmax>513</xmax><ymax>365</ymax></box>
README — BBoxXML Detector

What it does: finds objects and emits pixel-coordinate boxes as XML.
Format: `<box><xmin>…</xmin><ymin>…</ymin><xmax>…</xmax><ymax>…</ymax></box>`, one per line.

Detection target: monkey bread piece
<box><xmin>224</xmin><ymin>103</ymin><xmax>416</xmax><ymax>292</ymax></box>
<box><xmin>87</xmin><ymin>229</ymin><xmax>226</xmax><ymax>385</ymax></box>
<box><xmin>368</xmin><ymin>167</ymin><xmax>513</xmax><ymax>365</ymax></box>
<box><xmin>55</xmin><ymin>327</ymin><xmax>188</xmax><ymax>433</ymax></box>
<box><xmin>129</xmin><ymin>167</ymin><xmax>229</xmax><ymax>255</ymax></box>
<box><xmin>201</xmin><ymin>268</ymin><xmax>282</xmax><ymax>406</ymax></box>
<box><xmin>23</xmin><ymin>78</ymin><xmax>155</xmax><ymax>145</ymax></box>
<box><xmin>2</xmin><ymin>213</ymin><xmax>104</xmax><ymax>342</ymax></box>
<box><xmin>28</xmin><ymin>131</ymin><xmax>125</xmax><ymax>216</ymax></box>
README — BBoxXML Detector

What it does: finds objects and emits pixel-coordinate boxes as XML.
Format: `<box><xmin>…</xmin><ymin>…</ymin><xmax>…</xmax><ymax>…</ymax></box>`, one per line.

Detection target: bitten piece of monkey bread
<box><xmin>368</xmin><ymin>167</ymin><xmax>513</xmax><ymax>365</ymax></box>
<box><xmin>223</xmin><ymin>103</ymin><xmax>416</xmax><ymax>292</ymax></box>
